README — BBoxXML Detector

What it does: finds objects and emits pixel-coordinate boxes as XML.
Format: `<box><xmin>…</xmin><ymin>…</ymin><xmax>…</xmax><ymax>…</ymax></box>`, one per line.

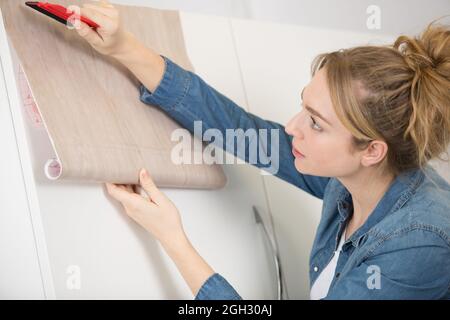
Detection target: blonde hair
<box><xmin>311</xmin><ymin>20</ymin><xmax>450</xmax><ymax>177</ymax></box>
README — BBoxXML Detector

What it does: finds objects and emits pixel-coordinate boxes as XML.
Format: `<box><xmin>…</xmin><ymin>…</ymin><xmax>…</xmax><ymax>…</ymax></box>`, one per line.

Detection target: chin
<box><xmin>294</xmin><ymin>158</ymin><xmax>308</xmax><ymax>174</ymax></box>
<box><xmin>294</xmin><ymin>158</ymin><xmax>327</xmax><ymax>177</ymax></box>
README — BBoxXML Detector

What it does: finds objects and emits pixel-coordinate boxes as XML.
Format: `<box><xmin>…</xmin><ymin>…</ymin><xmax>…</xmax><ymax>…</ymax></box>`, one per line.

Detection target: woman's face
<box><xmin>285</xmin><ymin>68</ymin><xmax>362</xmax><ymax>178</ymax></box>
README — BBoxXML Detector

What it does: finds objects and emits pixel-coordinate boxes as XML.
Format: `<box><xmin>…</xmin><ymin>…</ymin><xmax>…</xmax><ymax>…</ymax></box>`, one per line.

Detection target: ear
<box><xmin>360</xmin><ymin>140</ymin><xmax>388</xmax><ymax>167</ymax></box>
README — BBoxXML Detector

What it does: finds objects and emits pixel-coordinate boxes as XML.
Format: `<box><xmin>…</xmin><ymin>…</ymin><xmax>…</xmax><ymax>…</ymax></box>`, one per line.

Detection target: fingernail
<box><xmin>140</xmin><ymin>169</ymin><xmax>147</xmax><ymax>178</ymax></box>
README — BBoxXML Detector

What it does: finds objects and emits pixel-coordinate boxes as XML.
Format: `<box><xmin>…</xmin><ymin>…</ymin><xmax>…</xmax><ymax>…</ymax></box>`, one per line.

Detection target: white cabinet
<box><xmin>0</xmin><ymin>44</ymin><xmax>47</xmax><ymax>300</ymax></box>
<box><xmin>0</xmin><ymin>11</ymin><xmax>277</xmax><ymax>299</ymax></box>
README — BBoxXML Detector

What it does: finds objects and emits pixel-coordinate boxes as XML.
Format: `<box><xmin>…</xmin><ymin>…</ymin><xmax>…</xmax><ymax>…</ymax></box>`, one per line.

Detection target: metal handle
<box><xmin>253</xmin><ymin>205</ymin><xmax>288</xmax><ymax>300</ymax></box>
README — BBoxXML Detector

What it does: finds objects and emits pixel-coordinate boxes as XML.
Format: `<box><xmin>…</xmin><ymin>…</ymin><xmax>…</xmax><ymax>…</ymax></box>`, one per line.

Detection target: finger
<box><xmin>125</xmin><ymin>184</ymin><xmax>134</xmax><ymax>193</ymax></box>
<box><xmin>139</xmin><ymin>169</ymin><xmax>164</xmax><ymax>204</ymax></box>
<box><xmin>115</xmin><ymin>184</ymin><xmax>136</xmax><ymax>195</ymax></box>
<box><xmin>117</xmin><ymin>184</ymin><xmax>128</xmax><ymax>191</ymax></box>
<box><xmin>105</xmin><ymin>182</ymin><xmax>140</xmax><ymax>205</ymax></box>
<box><xmin>75</xmin><ymin>20</ymin><xmax>102</xmax><ymax>45</ymax></box>
<box><xmin>80</xmin><ymin>7</ymin><xmax>114</xmax><ymax>30</ymax></box>
<box><xmin>83</xmin><ymin>3</ymin><xmax>117</xmax><ymax>18</ymax></box>
<box><xmin>134</xmin><ymin>185</ymin><xmax>154</xmax><ymax>202</ymax></box>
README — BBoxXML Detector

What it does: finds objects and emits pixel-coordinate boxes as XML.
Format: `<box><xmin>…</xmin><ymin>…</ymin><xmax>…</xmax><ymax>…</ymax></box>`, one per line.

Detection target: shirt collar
<box><xmin>336</xmin><ymin>166</ymin><xmax>425</xmax><ymax>247</ymax></box>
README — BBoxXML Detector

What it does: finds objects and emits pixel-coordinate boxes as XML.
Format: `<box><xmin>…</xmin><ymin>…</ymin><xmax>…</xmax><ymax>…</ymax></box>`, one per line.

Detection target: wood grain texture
<box><xmin>0</xmin><ymin>0</ymin><xmax>226</xmax><ymax>188</ymax></box>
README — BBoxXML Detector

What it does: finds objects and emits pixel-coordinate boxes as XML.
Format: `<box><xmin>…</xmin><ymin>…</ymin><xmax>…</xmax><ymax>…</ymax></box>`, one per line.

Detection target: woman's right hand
<box><xmin>73</xmin><ymin>0</ymin><xmax>165</xmax><ymax>93</ymax></box>
<box><xmin>73</xmin><ymin>0</ymin><xmax>133</xmax><ymax>57</ymax></box>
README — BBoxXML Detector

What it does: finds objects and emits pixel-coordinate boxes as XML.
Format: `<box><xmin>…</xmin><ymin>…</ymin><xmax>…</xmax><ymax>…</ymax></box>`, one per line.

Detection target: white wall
<box><xmin>115</xmin><ymin>0</ymin><xmax>450</xmax><ymax>35</ymax></box>
<box><xmin>246</xmin><ymin>0</ymin><xmax>450</xmax><ymax>35</ymax></box>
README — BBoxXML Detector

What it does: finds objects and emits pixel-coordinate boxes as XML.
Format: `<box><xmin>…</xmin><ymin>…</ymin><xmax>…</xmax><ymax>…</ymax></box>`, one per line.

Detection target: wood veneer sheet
<box><xmin>0</xmin><ymin>0</ymin><xmax>226</xmax><ymax>188</ymax></box>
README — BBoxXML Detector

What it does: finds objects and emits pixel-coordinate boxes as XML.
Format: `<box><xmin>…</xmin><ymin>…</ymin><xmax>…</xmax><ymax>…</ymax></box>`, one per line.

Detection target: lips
<box><xmin>292</xmin><ymin>146</ymin><xmax>305</xmax><ymax>158</ymax></box>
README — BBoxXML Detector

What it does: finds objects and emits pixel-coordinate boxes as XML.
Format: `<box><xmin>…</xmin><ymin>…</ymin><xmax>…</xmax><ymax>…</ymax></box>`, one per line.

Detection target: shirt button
<box><xmin>313</xmin><ymin>266</ymin><xmax>319</xmax><ymax>272</ymax></box>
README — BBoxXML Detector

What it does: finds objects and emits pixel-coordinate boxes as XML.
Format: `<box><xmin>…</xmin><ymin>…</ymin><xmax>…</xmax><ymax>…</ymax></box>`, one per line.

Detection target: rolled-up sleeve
<box><xmin>194</xmin><ymin>273</ymin><xmax>242</xmax><ymax>300</ymax></box>
<box><xmin>139</xmin><ymin>55</ymin><xmax>191</xmax><ymax>111</ymax></box>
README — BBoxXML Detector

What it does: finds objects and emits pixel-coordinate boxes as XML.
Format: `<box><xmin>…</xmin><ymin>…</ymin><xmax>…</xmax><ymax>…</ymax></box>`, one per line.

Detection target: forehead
<box><xmin>303</xmin><ymin>68</ymin><xmax>338</xmax><ymax>127</ymax></box>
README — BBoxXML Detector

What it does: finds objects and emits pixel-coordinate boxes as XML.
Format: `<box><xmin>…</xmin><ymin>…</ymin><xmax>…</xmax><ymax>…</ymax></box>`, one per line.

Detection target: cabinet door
<box><xmin>2</xmin><ymin>12</ymin><xmax>278</xmax><ymax>299</ymax></box>
<box><xmin>0</xmin><ymin>15</ymin><xmax>47</xmax><ymax>298</ymax></box>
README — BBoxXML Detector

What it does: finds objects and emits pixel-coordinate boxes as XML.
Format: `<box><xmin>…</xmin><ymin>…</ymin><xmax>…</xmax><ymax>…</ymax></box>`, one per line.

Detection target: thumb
<box><xmin>139</xmin><ymin>168</ymin><xmax>164</xmax><ymax>204</ymax></box>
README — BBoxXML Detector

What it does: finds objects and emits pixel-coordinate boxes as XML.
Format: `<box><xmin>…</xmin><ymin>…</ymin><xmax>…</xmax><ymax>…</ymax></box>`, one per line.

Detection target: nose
<box><xmin>285</xmin><ymin>112</ymin><xmax>304</xmax><ymax>138</ymax></box>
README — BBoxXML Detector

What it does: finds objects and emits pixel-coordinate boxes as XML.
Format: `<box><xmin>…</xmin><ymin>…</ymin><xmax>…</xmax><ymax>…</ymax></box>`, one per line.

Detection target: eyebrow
<box><xmin>301</xmin><ymin>87</ymin><xmax>333</xmax><ymax>127</ymax></box>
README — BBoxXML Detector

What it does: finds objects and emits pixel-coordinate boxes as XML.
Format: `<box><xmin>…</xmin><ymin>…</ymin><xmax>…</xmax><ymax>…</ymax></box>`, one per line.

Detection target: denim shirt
<box><xmin>139</xmin><ymin>56</ymin><xmax>450</xmax><ymax>300</ymax></box>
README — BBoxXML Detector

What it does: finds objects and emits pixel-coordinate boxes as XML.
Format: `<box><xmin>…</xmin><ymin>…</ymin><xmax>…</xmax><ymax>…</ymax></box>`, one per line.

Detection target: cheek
<box><xmin>295</xmin><ymin>135</ymin><xmax>359</xmax><ymax>176</ymax></box>
<box><xmin>310</xmin><ymin>137</ymin><xmax>340</xmax><ymax>164</ymax></box>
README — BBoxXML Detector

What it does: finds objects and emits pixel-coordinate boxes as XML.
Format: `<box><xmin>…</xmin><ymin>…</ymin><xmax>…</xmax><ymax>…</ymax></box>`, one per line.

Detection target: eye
<box><xmin>310</xmin><ymin>116</ymin><xmax>322</xmax><ymax>131</ymax></box>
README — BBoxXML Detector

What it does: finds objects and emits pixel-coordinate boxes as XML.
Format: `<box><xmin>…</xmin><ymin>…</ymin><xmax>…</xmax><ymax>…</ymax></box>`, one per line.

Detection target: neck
<box><xmin>338</xmin><ymin>167</ymin><xmax>395</xmax><ymax>227</ymax></box>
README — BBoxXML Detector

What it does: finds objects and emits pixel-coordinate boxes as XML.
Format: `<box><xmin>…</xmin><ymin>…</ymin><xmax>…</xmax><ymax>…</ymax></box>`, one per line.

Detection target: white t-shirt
<box><xmin>310</xmin><ymin>227</ymin><xmax>347</xmax><ymax>300</ymax></box>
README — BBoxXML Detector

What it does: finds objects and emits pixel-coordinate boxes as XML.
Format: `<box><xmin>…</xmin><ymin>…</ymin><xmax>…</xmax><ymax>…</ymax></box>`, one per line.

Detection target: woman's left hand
<box><xmin>106</xmin><ymin>169</ymin><xmax>216</xmax><ymax>297</ymax></box>
<box><xmin>105</xmin><ymin>168</ymin><xmax>185</xmax><ymax>245</ymax></box>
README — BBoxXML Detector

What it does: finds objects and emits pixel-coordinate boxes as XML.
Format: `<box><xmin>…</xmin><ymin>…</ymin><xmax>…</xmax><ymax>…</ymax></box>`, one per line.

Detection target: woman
<box><xmin>74</xmin><ymin>1</ymin><xmax>450</xmax><ymax>299</ymax></box>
